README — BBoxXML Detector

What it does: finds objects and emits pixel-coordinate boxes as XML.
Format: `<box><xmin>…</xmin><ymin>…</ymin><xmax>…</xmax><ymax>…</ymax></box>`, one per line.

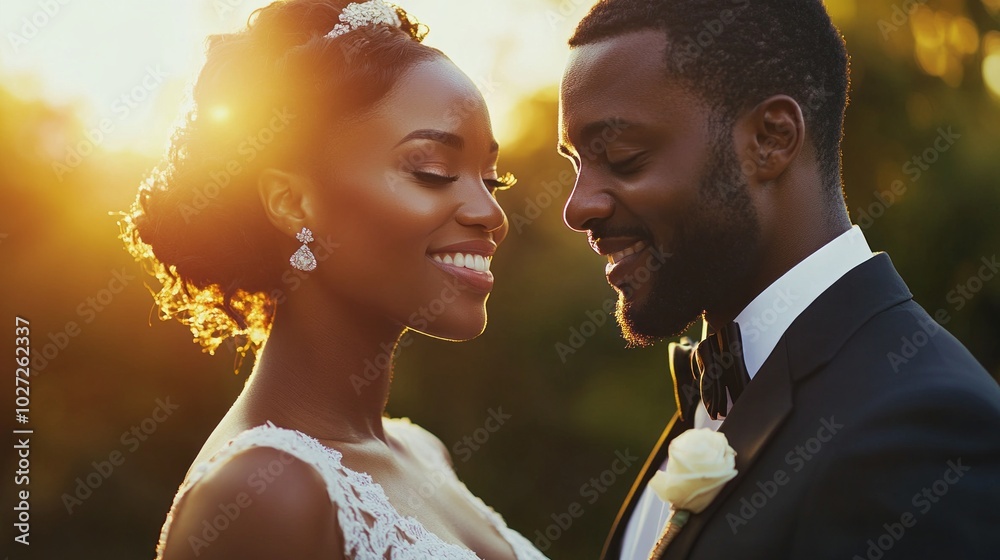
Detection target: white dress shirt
<box><xmin>618</xmin><ymin>226</ymin><xmax>875</xmax><ymax>559</ymax></box>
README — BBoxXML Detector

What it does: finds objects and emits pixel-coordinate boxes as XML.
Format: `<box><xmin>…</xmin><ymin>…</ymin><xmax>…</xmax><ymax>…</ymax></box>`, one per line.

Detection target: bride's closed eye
<box><xmin>410</xmin><ymin>171</ymin><xmax>518</xmax><ymax>195</ymax></box>
<box><xmin>410</xmin><ymin>170</ymin><xmax>459</xmax><ymax>185</ymax></box>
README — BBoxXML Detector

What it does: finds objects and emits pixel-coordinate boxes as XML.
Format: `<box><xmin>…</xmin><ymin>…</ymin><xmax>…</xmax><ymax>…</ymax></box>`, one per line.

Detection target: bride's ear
<box><xmin>736</xmin><ymin>95</ymin><xmax>805</xmax><ymax>184</ymax></box>
<box><xmin>258</xmin><ymin>168</ymin><xmax>316</xmax><ymax>237</ymax></box>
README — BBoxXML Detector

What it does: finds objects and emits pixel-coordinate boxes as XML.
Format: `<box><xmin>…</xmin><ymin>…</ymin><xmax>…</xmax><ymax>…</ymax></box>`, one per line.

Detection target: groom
<box><xmin>557</xmin><ymin>1</ymin><xmax>1000</xmax><ymax>559</ymax></box>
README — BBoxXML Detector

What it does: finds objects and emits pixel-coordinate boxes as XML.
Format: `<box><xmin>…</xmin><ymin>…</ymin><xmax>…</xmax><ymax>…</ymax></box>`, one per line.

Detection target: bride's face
<box><xmin>309</xmin><ymin>57</ymin><xmax>510</xmax><ymax>341</ymax></box>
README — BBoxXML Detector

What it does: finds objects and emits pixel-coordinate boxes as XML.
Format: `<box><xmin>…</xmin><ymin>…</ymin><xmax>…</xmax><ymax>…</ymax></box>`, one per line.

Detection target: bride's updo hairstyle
<box><xmin>120</xmin><ymin>0</ymin><xmax>440</xmax><ymax>360</ymax></box>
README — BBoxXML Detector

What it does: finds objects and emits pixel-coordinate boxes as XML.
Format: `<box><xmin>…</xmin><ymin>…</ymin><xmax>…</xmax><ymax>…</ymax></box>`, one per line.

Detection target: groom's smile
<box><xmin>602</xmin><ymin>238</ymin><xmax>649</xmax><ymax>267</ymax></box>
<box><xmin>591</xmin><ymin>235</ymin><xmax>650</xmax><ymax>282</ymax></box>
<box><xmin>558</xmin><ymin>30</ymin><xmax>763</xmax><ymax>345</ymax></box>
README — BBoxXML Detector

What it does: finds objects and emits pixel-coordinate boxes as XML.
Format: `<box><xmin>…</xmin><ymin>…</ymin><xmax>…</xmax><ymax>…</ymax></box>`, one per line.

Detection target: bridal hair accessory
<box><xmin>324</xmin><ymin>0</ymin><xmax>401</xmax><ymax>40</ymax></box>
<box><xmin>290</xmin><ymin>227</ymin><xmax>318</xmax><ymax>271</ymax></box>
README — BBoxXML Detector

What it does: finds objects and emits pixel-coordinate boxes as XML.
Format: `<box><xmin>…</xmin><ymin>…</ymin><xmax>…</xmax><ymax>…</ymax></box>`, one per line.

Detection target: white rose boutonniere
<box><xmin>646</xmin><ymin>428</ymin><xmax>738</xmax><ymax>558</ymax></box>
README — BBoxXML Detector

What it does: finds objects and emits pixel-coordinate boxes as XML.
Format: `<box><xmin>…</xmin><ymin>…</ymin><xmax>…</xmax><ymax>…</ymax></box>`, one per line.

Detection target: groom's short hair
<box><xmin>570</xmin><ymin>0</ymin><xmax>849</xmax><ymax>197</ymax></box>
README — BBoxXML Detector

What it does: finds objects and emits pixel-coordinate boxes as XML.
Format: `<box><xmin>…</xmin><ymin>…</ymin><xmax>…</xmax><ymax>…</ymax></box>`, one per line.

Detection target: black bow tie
<box><xmin>694</xmin><ymin>322</ymin><xmax>751</xmax><ymax>420</ymax></box>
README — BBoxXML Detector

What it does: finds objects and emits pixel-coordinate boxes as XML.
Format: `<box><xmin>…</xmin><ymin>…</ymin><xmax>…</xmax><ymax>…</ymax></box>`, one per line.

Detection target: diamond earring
<box><xmin>290</xmin><ymin>227</ymin><xmax>317</xmax><ymax>271</ymax></box>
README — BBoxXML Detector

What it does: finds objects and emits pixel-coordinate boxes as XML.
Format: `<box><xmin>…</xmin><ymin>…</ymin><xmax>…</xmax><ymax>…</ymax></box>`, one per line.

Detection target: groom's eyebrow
<box><xmin>558</xmin><ymin>118</ymin><xmax>636</xmax><ymax>159</ymax></box>
<box><xmin>581</xmin><ymin>118</ymin><xmax>634</xmax><ymax>140</ymax></box>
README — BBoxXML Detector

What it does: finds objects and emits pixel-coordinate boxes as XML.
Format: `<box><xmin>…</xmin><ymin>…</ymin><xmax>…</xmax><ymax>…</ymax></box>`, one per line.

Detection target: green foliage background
<box><xmin>1</xmin><ymin>1</ymin><xmax>998</xmax><ymax>558</ymax></box>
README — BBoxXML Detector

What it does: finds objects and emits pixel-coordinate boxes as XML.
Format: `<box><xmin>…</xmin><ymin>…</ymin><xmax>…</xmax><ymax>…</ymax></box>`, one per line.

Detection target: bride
<box><xmin>120</xmin><ymin>1</ymin><xmax>547</xmax><ymax>558</ymax></box>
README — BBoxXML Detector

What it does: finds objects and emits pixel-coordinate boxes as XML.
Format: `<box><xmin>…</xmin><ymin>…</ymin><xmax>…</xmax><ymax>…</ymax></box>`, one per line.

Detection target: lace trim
<box><xmin>386</xmin><ymin>419</ymin><xmax>550</xmax><ymax>560</ymax></box>
<box><xmin>155</xmin><ymin>419</ymin><xmax>548</xmax><ymax>559</ymax></box>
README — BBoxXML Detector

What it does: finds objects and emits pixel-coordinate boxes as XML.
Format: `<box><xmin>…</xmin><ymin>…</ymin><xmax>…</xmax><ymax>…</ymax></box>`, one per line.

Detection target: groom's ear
<box><xmin>735</xmin><ymin>95</ymin><xmax>805</xmax><ymax>184</ymax></box>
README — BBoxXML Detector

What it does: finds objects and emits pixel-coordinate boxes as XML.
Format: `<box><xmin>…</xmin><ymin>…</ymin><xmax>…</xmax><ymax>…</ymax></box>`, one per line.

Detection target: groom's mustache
<box><xmin>587</xmin><ymin>225</ymin><xmax>654</xmax><ymax>245</ymax></box>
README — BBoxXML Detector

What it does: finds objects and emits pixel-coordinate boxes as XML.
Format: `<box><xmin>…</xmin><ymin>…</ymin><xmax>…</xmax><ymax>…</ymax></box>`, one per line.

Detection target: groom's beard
<box><xmin>617</xmin><ymin>134</ymin><xmax>762</xmax><ymax>347</ymax></box>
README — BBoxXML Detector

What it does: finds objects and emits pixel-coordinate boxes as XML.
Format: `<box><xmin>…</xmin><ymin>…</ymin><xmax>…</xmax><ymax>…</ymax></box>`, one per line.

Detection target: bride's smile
<box><xmin>428</xmin><ymin>240</ymin><xmax>497</xmax><ymax>292</ymax></box>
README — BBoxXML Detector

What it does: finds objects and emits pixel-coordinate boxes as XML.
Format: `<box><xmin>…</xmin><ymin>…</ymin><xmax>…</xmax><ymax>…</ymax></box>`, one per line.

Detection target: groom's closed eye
<box><xmin>607</xmin><ymin>150</ymin><xmax>647</xmax><ymax>176</ymax></box>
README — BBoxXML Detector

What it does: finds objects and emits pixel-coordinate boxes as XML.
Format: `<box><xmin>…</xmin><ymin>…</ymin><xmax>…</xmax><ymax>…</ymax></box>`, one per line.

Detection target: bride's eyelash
<box><xmin>410</xmin><ymin>171</ymin><xmax>459</xmax><ymax>185</ymax></box>
<box><xmin>486</xmin><ymin>172</ymin><xmax>517</xmax><ymax>191</ymax></box>
<box><xmin>410</xmin><ymin>171</ymin><xmax>518</xmax><ymax>191</ymax></box>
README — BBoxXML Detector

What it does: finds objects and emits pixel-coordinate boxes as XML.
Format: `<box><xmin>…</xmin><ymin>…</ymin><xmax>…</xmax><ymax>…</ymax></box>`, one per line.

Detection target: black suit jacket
<box><xmin>601</xmin><ymin>253</ymin><xmax>1000</xmax><ymax>559</ymax></box>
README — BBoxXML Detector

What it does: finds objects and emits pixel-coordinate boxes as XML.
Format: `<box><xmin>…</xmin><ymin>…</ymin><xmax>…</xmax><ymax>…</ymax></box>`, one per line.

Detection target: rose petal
<box><xmin>651</xmin><ymin>429</ymin><xmax>739</xmax><ymax>513</ymax></box>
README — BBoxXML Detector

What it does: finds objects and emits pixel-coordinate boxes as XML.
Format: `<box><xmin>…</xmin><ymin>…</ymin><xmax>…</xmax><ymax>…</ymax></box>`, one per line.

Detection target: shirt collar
<box><xmin>733</xmin><ymin>225</ymin><xmax>875</xmax><ymax>379</ymax></box>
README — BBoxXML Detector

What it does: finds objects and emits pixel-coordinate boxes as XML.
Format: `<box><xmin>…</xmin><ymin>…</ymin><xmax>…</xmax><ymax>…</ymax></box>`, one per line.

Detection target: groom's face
<box><xmin>559</xmin><ymin>30</ymin><xmax>761</xmax><ymax>345</ymax></box>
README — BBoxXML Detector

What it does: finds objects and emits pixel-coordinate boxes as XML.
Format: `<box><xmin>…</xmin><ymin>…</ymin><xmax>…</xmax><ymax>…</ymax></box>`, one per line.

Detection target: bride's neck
<box><xmin>240</xmin><ymin>288</ymin><xmax>403</xmax><ymax>444</ymax></box>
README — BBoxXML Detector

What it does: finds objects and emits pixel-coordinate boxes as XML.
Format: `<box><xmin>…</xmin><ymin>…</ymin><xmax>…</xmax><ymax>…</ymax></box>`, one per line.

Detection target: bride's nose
<box><xmin>456</xmin><ymin>183</ymin><xmax>508</xmax><ymax>241</ymax></box>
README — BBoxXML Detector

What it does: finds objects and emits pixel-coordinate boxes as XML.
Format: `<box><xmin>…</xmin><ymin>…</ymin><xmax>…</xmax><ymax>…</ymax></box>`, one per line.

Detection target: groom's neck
<box><xmin>706</xmin><ymin>185</ymin><xmax>852</xmax><ymax>331</ymax></box>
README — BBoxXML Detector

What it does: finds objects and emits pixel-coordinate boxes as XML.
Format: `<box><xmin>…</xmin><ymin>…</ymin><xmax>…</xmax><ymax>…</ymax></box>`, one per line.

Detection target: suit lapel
<box><xmin>658</xmin><ymin>339</ymin><xmax>794</xmax><ymax>559</ymax></box>
<box><xmin>602</xmin><ymin>411</ymin><xmax>690</xmax><ymax>559</ymax></box>
<box><xmin>602</xmin><ymin>341</ymin><xmax>700</xmax><ymax>559</ymax></box>
<box><xmin>655</xmin><ymin>253</ymin><xmax>912</xmax><ymax>558</ymax></box>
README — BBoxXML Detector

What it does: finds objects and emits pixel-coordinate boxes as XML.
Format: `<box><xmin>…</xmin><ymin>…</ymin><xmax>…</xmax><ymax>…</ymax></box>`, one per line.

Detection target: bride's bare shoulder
<box><xmin>160</xmin><ymin>446</ymin><xmax>343</xmax><ymax>560</ymax></box>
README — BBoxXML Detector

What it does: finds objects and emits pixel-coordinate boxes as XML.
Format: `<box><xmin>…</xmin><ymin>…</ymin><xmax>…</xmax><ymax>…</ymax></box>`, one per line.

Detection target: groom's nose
<box><xmin>563</xmin><ymin>171</ymin><xmax>615</xmax><ymax>232</ymax></box>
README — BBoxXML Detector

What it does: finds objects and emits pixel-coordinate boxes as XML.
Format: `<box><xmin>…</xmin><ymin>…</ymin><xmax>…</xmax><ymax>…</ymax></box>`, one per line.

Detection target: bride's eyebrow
<box><xmin>395</xmin><ymin>129</ymin><xmax>464</xmax><ymax>150</ymax></box>
<box><xmin>395</xmin><ymin>129</ymin><xmax>500</xmax><ymax>154</ymax></box>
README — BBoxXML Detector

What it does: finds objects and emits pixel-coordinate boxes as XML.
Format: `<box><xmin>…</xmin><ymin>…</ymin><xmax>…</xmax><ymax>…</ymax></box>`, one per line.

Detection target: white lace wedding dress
<box><xmin>155</xmin><ymin>418</ymin><xmax>549</xmax><ymax>559</ymax></box>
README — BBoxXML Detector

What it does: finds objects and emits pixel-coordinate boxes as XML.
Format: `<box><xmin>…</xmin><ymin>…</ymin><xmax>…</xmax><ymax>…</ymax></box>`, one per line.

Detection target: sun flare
<box><xmin>0</xmin><ymin>0</ymin><xmax>579</xmax><ymax>153</ymax></box>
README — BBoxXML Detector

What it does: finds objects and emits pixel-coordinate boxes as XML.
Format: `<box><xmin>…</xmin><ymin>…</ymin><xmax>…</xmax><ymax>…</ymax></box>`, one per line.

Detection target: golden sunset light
<box><xmin>1</xmin><ymin>2</ymin><xmax>998</xmax><ymax>558</ymax></box>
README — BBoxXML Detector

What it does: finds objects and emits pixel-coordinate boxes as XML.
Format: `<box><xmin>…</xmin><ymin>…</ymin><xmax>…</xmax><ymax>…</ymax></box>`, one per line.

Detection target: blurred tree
<box><xmin>1</xmin><ymin>2</ymin><xmax>998</xmax><ymax>558</ymax></box>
